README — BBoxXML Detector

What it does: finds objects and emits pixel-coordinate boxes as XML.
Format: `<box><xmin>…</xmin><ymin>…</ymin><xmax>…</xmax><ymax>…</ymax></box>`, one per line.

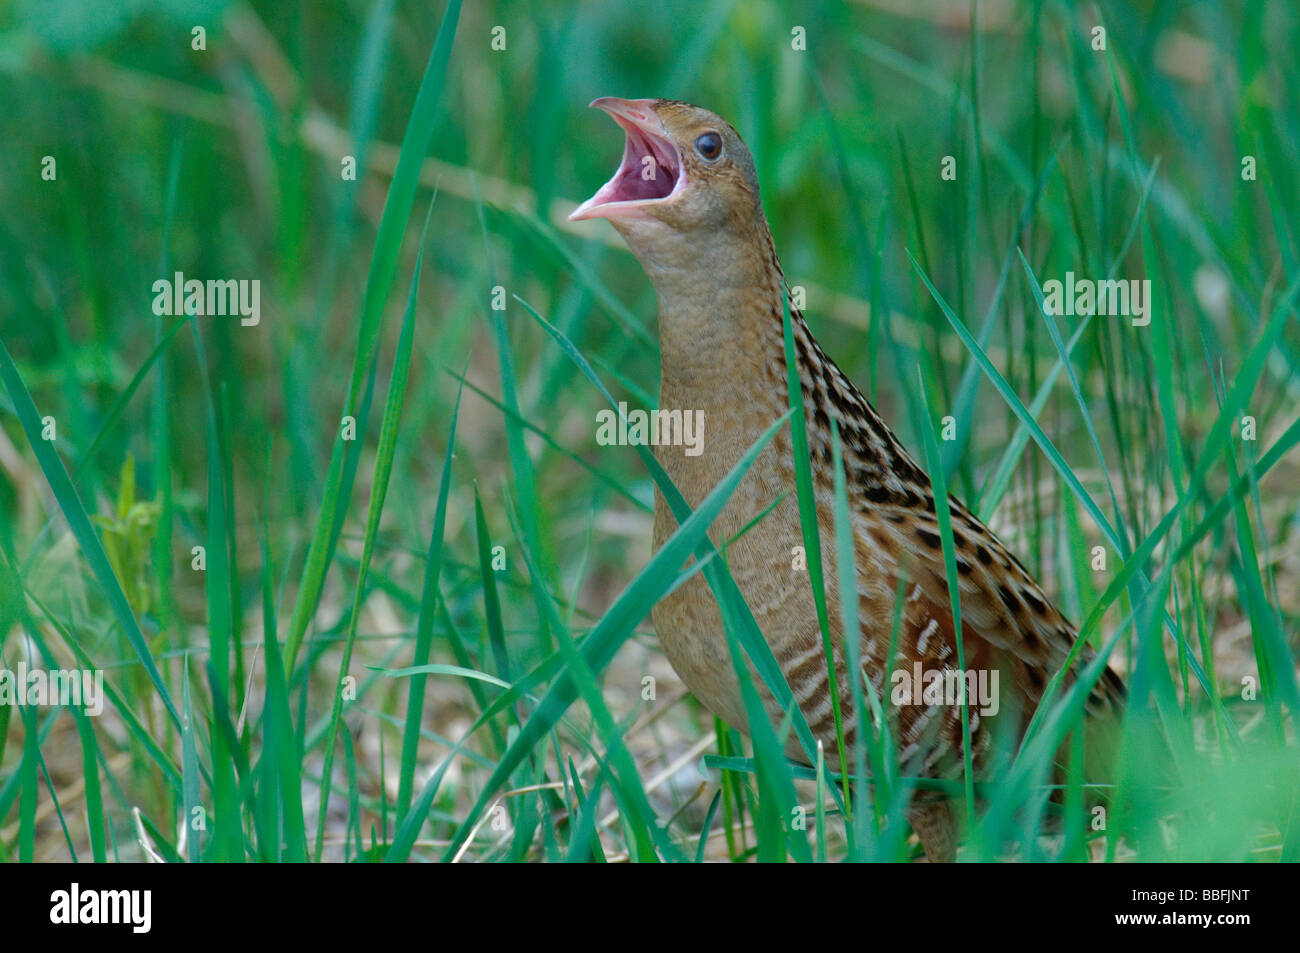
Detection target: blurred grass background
<box><xmin>0</xmin><ymin>0</ymin><xmax>1297</xmax><ymax>862</ymax></box>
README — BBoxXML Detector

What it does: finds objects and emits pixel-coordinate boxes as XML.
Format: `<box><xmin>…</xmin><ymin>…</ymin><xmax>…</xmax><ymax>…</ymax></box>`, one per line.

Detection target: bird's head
<box><xmin>569</xmin><ymin>98</ymin><xmax>766</xmax><ymax>265</ymax></box>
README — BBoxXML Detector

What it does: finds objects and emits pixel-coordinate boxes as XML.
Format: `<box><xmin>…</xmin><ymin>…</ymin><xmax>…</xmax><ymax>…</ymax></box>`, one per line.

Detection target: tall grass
<box><xmin>0</xmin><ymin>0</ymin><xmax>1296</xmax><ymax>862</ymax></box>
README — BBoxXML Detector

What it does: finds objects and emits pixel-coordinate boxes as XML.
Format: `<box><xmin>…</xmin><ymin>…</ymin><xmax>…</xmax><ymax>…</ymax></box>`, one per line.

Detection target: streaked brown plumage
<box><xmin>571</xmin><ymin>98</ymin><xmax>1125</xmax><ymax>860</ymax></box>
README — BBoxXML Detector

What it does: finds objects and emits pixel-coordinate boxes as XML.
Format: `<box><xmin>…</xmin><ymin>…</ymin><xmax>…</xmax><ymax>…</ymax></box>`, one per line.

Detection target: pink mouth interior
<box><xmin>572</xmin><ymin>116</ymin><xmax>683</xmax><ymax>218</ymax></box>
<box><xmin>607</xmin><ymin>124</ymin><xmax>681</xmax><ymax>202</ymax></box>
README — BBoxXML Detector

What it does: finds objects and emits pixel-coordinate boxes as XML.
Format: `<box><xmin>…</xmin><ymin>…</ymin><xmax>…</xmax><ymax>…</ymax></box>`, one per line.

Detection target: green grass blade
<box><xmin>914</xmin><ymin>367</ymin><xmax>976</xmax><ymax>822</ymax></box>
<box><xmin>313</xmin><ymin>206</ymin><xmax>433</xmax><ymax>860</ymax></box>
<box><xmin>780</xmin><ymin>291</ymin><xmax>848</xmax><ymax>803</ymax></box>
<box><xmin>0</xmin><ymin>339</ymin><xmax>180</xmax><ymax>728</ymax></box>
<box><xmin>437</xmin><ymin>410</ymin><xmax>790</xmax><ymax>862</ymax></box>
<box><xmin>395</xmin><ymin>369</ymin><xmax>465</xmax><ymax>819</ymax></box>
<box><xmin>284</xmin><ymin>0</ymin><xmax>462</xmax><ymax>670</ymax></box>
<box><xmin>180</xmin><ymin>658</ymin><xmax>201</xmax><ymax>863</ymax></box>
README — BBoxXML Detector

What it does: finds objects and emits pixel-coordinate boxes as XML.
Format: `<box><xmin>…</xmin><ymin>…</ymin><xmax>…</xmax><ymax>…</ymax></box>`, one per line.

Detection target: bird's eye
<box><xmin>695</xmin><ymin>132</ymin><xmax>722</xmax><ymax>160</ymax></box>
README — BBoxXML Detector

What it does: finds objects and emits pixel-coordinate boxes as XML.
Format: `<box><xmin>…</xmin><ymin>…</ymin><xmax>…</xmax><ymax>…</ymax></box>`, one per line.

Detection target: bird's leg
<box><xmin>906</xmin><ymin>800</ymin><xmax>957</xmax><ymax>862</ymax></box>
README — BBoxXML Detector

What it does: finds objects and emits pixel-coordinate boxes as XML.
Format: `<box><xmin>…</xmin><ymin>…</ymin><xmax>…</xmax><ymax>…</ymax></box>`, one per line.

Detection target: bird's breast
<box><xmin>648</xmin><ymin>385</ymin><xmax>836</xmax><ymax>757</ymax></box>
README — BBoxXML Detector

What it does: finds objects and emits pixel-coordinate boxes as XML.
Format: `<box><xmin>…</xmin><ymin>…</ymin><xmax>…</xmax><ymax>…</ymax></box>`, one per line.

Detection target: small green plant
<box><xmin>90</xmin><ymin>454</ymin><xmax>160</xmax><ymax>618</ymax></box>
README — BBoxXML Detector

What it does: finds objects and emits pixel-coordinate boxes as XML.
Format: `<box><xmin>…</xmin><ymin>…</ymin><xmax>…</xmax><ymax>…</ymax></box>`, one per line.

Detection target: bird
<box><xmin>570</xmin><ymin>97</ymin><xmax>1126</xmax><ymax>860</ymax></box>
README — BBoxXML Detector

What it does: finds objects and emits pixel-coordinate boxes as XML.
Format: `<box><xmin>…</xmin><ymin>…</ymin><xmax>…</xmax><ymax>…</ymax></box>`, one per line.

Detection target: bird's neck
<box><xmin>633</xmin><ymin>221</ymin><xmax>789</xmax><ymax>401</ymax></box>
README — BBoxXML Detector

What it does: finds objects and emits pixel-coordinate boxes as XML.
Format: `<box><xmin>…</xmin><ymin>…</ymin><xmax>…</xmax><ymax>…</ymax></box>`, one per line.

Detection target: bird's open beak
<box><xmin>568</xmin><ymin>98</ymin><xmax>685</xmax><ymax>222</ymax></box>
